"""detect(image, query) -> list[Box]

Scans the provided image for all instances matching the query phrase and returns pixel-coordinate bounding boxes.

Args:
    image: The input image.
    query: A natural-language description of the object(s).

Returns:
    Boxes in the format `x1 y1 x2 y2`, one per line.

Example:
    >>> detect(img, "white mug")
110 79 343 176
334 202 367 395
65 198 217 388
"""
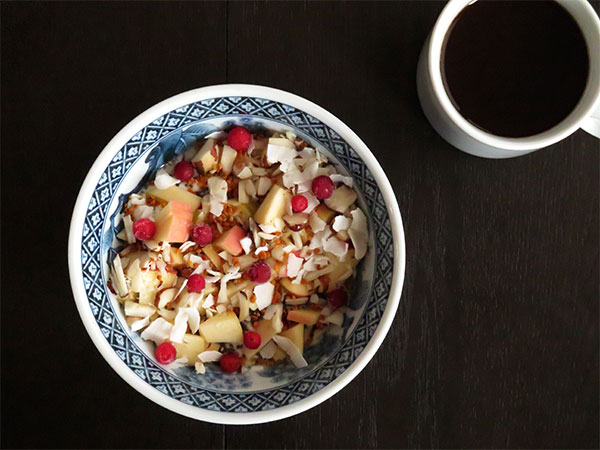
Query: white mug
417 0 600 159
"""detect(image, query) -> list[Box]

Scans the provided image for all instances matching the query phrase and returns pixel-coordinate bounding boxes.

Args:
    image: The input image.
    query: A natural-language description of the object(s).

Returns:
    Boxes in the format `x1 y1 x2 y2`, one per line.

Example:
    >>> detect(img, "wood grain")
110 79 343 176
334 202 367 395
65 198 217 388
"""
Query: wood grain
1 1 598 448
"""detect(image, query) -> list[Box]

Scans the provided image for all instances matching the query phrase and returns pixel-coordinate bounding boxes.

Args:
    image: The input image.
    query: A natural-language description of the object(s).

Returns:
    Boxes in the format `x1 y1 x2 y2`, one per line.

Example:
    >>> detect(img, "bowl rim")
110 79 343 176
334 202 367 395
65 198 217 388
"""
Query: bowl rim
68 84 406 424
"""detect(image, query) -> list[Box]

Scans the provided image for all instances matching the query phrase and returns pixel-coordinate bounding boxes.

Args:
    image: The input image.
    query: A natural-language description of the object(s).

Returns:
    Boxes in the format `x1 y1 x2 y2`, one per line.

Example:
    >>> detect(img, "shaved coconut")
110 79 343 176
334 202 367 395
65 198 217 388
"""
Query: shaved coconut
303 264 335 281
238 183 249 204
272 217 285 232
154 170 179 190
330 174 353 188
259 341 277 359
124 301 155 317
183 307 200 333
258 232 276 240
156 287 177 309
291 232 303 249
263 303 282 320
254 282 274 310
302 191 320 213
249 218 261 247
349 208 368 259
271 246 284 262
309 227 332 250
130 315 151 332
323 236 348 259
257 177 272 196
238 166 253 179
173 279 188 301
267 139 296 165
179 241 196 253
254 245 269 255
202 293 215 309
129 193 146 205
309 212 326 233
259 223 278 234
195 361 206 374
332 215 352 232
310 293 322 304
251 167 267 176
111 255 128 297
198 350 223 363
325 310 344 326
116 229 128 241
132 205 154 221
240 237 253 254
141 318 173 345
208 177 227 217
122 215 136 244
239 294 250 321
218 266 241 304
240 179 256 198
218 251 233 264
272 335 308 368
287 253 303 278
285 296 309 305
282 244 296 253
291 268 305 285
158 309 176 321
215 304 227 314
170 309 189 343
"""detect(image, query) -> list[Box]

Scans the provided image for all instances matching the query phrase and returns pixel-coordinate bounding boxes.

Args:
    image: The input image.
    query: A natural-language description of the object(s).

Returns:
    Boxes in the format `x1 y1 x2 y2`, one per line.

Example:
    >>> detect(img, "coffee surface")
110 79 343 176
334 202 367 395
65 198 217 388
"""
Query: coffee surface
441 0 589 138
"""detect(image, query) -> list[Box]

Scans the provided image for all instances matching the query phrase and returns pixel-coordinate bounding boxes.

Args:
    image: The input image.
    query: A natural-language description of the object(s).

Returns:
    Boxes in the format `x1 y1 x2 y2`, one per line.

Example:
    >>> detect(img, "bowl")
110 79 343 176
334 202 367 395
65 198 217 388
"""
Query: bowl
68 84 405 424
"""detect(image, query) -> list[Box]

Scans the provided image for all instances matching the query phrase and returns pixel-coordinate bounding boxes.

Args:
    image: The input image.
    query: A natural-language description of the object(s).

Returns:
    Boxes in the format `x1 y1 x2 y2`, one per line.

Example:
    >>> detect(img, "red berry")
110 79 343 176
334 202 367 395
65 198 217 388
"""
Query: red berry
247 261 271 284
312 175 335 199
191 224 213 247
174 161 194 181
132 218 156 241
220 352 242 373
291 194 308 212
187 274 205 292
243 331 262 349
155 342 177 364
227 126 252 152
328 288 348 309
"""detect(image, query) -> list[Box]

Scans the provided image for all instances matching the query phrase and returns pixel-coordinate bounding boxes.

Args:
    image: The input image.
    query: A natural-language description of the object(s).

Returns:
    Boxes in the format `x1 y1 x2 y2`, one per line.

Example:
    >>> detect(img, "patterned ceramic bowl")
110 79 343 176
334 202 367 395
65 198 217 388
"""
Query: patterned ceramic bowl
68 85 405 424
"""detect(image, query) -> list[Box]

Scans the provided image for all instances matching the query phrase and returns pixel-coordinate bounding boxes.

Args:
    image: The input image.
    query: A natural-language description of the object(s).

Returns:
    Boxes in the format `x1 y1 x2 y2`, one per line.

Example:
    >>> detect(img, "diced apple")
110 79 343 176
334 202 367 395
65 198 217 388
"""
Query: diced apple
160 271 178 289
146 186 202 211
199 311 243 344
328 261 354 290
324 186 357 213
279 323 304 354
191 138 219 173
173 333 207 365
280 278 314 297
202 243 223 271
315 203 336 223
169 248 186 269
220 145 237 175
134 269 161 305
287 308 320 326
154 201 193 243
254 184 290 225
243 319 277 359
214 225 246 256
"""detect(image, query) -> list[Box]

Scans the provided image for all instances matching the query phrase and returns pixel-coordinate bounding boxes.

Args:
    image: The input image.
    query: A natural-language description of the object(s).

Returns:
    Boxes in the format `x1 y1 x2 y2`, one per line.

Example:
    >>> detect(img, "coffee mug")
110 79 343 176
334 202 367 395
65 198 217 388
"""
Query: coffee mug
417 0 600 159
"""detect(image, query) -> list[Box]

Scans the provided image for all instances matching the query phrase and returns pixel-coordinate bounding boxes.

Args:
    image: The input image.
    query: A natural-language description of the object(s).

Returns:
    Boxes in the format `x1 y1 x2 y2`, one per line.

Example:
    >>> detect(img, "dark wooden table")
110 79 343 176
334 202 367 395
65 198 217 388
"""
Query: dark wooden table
2 1 598 448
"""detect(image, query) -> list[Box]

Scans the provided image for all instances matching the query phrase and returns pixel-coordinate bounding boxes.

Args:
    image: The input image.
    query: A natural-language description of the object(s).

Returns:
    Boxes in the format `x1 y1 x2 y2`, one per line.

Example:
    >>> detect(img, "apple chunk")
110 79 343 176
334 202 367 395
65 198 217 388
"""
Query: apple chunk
254 184 290 225
324 186 357 213
280 278 314 297
173 334 207 365
202 243 223 271
214 225 246 256
199 311 243 344
315 203 336 223
243 319 277 359
154 201 193 243
191 138 219 173
146 186 202 211
220 145 237 175
287 308 320 326
278 323 304 354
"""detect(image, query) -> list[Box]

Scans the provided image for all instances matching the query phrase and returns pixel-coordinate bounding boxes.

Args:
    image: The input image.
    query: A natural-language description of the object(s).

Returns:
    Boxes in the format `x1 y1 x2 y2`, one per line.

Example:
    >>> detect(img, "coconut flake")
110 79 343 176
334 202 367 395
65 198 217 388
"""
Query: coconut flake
325 310 344 326
208 176 228 217
291 232 303 249
122 215 136 244
215 304 227 314
310 293 322 304
130 315 151 332
285 296 309 305
332 215 352 232
154 170 179 190
257 177 272 196
330 174 353 188
132 205 154 221
170 309 189 343
141 318 173 345
263 303 282 320
195 361 206 374
258 232 277 240
349 208 368 259
238 166 253 179
129 193 146 206
267 139 297 165
249 218 261 247
124 301 156 317
254 282 274 310
309 227 332 250
240 237 253 255
198 350 223 363
259 341 277 359
259 223 278 234
111 255 129 297
302 191 320 214
218 266 241 304
272 335 308 368
309 212 326 233
202 293 215 309
254 245 269 255
323 236 349 259
287 253 303 278
179 241 196 253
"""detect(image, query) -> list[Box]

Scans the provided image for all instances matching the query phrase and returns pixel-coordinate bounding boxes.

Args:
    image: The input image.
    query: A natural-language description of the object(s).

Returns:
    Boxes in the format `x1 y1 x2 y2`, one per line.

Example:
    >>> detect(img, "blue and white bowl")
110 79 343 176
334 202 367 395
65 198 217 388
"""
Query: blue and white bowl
68 85 406 424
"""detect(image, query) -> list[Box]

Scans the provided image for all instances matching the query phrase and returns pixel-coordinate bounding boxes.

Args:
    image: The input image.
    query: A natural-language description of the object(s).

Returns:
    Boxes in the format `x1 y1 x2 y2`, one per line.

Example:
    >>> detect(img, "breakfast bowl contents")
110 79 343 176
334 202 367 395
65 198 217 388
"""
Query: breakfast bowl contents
69 85 405 424
109 126 369 374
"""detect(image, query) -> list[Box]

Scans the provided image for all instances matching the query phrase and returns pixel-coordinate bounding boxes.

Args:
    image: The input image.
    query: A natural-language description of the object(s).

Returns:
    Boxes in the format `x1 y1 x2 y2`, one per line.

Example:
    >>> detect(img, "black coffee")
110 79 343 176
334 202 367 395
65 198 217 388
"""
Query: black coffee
441 0 589 138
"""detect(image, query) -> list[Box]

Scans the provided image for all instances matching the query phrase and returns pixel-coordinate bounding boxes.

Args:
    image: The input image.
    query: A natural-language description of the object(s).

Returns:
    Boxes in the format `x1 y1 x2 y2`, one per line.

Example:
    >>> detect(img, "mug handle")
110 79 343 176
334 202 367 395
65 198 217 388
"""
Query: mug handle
581 105 600 138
